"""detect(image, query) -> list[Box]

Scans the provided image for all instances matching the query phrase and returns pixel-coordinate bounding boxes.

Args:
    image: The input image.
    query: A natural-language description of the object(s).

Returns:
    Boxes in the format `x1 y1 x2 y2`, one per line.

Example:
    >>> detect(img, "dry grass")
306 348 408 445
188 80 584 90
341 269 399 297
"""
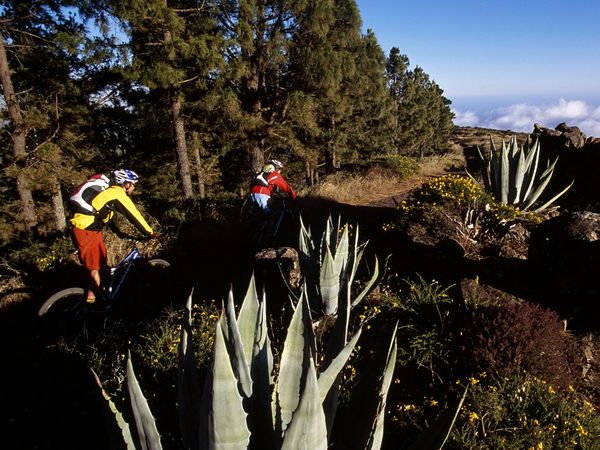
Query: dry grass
104 205 164 266
305 152 467 207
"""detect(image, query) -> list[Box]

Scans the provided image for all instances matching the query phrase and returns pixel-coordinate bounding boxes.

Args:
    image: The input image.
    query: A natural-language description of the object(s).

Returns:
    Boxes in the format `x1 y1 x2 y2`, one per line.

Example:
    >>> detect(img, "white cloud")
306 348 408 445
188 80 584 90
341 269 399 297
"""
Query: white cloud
453 98 600 137
453 109 479 126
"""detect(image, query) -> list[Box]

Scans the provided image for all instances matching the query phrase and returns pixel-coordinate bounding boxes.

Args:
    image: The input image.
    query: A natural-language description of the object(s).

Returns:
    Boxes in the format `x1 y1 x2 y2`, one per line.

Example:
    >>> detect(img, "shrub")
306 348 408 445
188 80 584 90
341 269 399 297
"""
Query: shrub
414 174 484 207
449 374 600 449
133 301 219 380
378 275 455 384
7 234 74 272
455 301 579 390
377 154 421 179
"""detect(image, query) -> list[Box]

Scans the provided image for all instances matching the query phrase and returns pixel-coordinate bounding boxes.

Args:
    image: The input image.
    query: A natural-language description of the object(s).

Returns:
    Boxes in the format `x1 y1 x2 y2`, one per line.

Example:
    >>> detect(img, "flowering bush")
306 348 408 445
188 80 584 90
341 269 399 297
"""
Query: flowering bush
449 374 600 449
415 174 484 207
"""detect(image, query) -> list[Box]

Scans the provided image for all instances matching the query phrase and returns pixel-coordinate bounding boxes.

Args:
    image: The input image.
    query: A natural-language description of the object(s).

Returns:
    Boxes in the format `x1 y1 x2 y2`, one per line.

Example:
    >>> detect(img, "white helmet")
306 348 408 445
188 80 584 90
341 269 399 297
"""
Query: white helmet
267 159 284 170
113 169 139 185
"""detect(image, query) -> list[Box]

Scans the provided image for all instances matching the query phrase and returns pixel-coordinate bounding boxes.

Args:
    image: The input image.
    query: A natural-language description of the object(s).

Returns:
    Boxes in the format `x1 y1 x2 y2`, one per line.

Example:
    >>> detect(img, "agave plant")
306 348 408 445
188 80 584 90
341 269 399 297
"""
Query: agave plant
477 135 573 212
91 221 465 449
298 215 381 316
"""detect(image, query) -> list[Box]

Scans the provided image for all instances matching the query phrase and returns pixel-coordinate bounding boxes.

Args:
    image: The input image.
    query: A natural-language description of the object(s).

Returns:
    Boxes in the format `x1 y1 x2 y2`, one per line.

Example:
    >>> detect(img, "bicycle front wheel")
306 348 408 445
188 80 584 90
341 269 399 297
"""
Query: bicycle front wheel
38 287 85 318
148 258 170 268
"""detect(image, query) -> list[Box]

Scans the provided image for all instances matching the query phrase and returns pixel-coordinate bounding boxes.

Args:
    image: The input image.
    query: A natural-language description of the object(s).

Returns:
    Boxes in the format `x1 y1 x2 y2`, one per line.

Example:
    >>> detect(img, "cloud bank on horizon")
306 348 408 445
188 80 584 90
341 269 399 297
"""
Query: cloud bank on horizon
453 99 600 138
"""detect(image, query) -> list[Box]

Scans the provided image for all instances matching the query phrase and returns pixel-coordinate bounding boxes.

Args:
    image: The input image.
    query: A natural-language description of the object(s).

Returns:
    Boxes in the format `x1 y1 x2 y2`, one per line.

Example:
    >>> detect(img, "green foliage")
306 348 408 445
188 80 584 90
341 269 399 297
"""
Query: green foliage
449 374 600 450
380 276 454 381
380 154 421 179
387 48 454 156
6 235 73 272
477 135 573 212
133 302 219 379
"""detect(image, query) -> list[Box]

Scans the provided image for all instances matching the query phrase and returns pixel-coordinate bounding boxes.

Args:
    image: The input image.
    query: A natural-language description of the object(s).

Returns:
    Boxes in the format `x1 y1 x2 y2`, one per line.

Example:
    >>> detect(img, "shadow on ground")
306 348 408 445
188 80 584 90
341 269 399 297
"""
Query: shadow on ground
0 193 597 449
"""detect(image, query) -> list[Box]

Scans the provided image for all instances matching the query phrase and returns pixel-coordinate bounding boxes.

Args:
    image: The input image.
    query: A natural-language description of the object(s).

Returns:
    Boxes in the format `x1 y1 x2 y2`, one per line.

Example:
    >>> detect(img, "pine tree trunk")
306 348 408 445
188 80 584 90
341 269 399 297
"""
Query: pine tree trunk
0 32 38 236
171 95 194 199
249 144 264 174
191 132 206 199
51 181 67 232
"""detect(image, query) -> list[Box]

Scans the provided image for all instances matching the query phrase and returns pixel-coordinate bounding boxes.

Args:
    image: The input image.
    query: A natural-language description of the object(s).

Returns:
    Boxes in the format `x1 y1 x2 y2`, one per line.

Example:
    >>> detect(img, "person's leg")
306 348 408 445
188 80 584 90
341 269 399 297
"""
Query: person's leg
72 227 106 302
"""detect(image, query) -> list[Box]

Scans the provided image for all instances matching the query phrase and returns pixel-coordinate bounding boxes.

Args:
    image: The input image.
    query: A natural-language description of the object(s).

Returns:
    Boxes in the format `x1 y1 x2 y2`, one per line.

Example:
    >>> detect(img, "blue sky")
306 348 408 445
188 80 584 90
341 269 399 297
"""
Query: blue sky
356 0 600 136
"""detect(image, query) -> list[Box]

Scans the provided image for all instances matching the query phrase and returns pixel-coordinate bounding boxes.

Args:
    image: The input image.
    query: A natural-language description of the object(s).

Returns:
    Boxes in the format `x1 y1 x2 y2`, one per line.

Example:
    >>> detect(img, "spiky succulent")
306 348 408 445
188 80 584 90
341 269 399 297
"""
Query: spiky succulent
298 215 380 316
477 135 573 212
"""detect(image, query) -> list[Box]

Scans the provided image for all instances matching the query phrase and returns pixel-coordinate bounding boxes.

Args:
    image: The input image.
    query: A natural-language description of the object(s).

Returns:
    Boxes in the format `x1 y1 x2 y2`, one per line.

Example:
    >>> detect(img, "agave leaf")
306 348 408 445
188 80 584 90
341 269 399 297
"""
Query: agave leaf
332 323 398 450
533 179 574 213
126 352 163 450
250 291 275 449
205 314 251 450
238 274 260 365
298 216 314 260
500 140 509 203
318 328 362 403
407 385 469 450
320 280 352 434
489 136 500 195
334 224 350 269
476 146 491 191
367 325 398 450
224 288 253 398
320 245 340 315
177 291 201 450
91 369 136 450
351 256 380 308
521 158 558 210
276 293 311 435
520 138 541 202
347 227 365 289
512 142 527 204
280 357 328 450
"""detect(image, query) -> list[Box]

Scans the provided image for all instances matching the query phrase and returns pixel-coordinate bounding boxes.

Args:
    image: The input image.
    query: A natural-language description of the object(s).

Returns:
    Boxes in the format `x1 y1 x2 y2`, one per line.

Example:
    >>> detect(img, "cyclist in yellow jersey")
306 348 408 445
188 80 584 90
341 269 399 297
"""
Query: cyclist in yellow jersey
70 169 154 303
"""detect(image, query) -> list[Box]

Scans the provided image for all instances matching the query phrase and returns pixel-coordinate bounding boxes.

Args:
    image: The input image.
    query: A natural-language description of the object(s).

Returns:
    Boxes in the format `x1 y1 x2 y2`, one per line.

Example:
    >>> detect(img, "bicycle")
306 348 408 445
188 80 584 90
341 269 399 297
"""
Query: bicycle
37 242 170 321
239 196 290 250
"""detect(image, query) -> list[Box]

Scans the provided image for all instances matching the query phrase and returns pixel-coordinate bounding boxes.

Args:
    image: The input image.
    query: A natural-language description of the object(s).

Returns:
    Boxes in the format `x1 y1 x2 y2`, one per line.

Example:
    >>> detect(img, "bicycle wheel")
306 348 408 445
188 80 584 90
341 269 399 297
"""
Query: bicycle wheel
148 258 170 268
38 287 86 318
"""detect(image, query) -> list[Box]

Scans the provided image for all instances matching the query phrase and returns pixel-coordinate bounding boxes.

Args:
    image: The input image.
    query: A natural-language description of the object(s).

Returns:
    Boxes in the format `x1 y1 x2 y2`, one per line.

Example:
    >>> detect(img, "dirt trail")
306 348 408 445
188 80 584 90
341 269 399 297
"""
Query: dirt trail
362 155 465 208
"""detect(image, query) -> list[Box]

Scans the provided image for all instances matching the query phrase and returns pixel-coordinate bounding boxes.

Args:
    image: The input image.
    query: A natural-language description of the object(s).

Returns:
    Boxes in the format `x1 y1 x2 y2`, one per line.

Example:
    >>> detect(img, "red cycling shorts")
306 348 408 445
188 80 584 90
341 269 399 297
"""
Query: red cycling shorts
71 227 107 271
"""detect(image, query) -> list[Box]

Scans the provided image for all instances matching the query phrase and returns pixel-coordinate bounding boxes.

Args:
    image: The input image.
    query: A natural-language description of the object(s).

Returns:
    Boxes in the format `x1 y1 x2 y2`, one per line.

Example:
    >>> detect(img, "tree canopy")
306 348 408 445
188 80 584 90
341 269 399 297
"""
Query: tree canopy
0 0 455 242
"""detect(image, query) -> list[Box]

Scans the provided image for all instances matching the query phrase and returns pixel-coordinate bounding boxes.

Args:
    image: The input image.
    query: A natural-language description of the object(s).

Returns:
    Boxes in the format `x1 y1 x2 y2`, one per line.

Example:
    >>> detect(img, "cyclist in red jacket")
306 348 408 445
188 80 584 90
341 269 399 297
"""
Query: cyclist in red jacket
250 159 297 213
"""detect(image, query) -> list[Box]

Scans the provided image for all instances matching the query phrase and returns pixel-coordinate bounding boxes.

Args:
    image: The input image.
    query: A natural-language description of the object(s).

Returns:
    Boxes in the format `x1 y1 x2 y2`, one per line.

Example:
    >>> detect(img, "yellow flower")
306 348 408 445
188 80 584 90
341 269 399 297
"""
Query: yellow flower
468 411 479 422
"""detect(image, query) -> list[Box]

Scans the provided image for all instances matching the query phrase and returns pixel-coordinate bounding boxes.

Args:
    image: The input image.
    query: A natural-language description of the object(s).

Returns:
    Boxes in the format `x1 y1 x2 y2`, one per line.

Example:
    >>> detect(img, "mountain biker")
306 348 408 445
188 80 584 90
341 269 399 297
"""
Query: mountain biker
250 159 297 213
69 169 155 304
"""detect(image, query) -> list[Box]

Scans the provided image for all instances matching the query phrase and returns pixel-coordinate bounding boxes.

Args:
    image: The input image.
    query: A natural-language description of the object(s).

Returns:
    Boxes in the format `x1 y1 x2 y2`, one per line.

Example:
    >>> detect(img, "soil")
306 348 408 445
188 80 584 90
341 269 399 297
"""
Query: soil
1 126 599 449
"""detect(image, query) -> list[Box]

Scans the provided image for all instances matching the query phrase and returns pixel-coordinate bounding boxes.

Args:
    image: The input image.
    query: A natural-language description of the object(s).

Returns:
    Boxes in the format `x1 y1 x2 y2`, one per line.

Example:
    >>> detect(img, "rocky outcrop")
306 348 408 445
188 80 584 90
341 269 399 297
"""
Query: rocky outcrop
528 211 600 326
532 123 600 209
533 122 588 150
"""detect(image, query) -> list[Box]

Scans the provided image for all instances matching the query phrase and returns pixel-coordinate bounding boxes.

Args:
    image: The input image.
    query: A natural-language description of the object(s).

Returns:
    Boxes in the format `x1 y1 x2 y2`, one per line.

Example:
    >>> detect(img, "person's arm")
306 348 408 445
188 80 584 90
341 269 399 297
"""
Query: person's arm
110 188 154 235
270 174 297 199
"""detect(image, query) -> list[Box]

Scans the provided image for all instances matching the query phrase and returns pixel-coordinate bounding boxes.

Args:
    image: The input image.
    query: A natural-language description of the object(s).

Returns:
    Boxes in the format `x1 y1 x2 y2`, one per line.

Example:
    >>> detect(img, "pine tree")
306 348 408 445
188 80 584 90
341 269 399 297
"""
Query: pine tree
347 29 395 159
288 0 374 174
386 47 454 156
0 0 103 237
112 0 223 200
